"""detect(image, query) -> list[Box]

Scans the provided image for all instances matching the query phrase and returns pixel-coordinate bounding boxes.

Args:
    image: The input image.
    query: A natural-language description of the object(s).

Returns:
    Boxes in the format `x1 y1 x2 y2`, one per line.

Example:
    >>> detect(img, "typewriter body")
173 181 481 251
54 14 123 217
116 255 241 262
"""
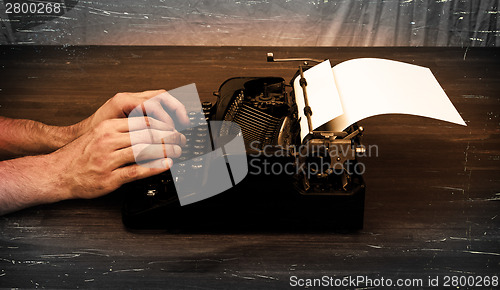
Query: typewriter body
122 54 366 230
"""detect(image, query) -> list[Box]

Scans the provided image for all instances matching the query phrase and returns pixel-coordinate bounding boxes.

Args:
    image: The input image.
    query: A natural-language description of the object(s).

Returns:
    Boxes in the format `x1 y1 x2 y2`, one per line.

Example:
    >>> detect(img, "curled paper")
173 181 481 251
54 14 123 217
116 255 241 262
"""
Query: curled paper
294 58 466 141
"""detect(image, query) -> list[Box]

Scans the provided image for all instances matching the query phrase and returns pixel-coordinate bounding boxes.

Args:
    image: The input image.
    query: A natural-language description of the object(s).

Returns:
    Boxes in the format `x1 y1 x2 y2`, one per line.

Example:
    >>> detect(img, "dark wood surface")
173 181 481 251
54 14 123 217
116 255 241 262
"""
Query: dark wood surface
0 46 499 288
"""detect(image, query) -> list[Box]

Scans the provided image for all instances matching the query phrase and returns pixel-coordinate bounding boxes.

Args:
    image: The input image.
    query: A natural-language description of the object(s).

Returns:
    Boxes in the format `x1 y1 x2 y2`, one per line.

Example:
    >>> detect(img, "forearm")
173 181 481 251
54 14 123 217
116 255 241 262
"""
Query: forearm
0 154 68 215
0 90 184 215
0 117 83 159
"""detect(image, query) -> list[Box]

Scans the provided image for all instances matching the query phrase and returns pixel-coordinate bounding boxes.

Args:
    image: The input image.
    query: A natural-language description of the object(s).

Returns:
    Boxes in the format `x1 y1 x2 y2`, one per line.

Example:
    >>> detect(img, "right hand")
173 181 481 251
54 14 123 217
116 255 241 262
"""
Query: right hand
50 117 186 200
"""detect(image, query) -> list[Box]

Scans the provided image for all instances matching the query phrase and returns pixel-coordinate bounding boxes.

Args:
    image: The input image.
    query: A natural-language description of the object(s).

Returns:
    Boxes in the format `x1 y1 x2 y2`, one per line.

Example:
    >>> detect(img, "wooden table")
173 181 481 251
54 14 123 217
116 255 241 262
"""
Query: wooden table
0 46 499 288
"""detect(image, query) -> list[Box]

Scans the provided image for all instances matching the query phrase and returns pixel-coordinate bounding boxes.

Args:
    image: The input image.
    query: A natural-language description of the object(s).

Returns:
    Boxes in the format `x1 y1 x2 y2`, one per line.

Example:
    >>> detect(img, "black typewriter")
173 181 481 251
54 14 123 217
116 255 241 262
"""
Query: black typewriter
122 53 366 230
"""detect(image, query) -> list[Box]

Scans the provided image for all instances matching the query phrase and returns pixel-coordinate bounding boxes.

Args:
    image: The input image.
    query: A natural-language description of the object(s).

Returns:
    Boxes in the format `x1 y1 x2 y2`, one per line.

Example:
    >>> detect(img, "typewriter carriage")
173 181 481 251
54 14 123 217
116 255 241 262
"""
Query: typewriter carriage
211 61 365 196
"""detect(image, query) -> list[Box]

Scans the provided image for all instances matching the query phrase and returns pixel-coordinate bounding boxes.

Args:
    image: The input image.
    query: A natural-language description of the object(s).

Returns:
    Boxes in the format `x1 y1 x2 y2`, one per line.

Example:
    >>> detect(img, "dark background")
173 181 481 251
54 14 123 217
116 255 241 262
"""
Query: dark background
0 0 499 288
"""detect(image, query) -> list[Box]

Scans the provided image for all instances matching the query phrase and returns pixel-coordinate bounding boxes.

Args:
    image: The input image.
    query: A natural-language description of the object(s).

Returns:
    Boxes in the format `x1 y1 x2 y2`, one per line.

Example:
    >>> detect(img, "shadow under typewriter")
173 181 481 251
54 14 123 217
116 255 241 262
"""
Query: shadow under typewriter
121 169 364 233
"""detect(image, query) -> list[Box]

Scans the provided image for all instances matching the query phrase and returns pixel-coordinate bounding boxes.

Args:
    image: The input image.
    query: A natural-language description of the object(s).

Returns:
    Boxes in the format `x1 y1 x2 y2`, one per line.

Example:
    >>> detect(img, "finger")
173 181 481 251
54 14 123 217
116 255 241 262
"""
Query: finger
114 143 182 166
135 143 182 162
126 116 175 132
142 100 176 129
105 117 175 133
112 158 173 185
117 90 167 116
155 92 190 127
126 130 186 147
110 130 186 151
121 89 166 98
137 89 167 101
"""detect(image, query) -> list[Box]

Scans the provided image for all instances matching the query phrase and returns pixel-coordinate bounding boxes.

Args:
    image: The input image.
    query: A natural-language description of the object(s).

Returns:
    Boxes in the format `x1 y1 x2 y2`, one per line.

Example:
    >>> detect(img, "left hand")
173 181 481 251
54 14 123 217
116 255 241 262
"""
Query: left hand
73 89 190 137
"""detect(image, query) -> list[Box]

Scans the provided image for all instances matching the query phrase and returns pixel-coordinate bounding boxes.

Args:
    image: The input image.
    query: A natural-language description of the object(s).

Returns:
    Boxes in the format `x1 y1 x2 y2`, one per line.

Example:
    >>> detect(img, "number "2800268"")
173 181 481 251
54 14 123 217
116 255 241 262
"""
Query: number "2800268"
5 2 63 15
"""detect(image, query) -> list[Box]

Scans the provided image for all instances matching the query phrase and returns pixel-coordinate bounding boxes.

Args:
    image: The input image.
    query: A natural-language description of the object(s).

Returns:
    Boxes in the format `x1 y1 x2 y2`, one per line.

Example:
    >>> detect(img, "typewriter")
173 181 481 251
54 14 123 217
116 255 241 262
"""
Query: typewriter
122 53 366 230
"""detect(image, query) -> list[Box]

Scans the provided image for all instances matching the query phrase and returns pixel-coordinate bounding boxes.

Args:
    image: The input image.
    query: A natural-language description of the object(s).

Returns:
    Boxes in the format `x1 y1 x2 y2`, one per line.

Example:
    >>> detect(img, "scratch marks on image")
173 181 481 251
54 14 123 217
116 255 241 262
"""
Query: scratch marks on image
1 0 499 46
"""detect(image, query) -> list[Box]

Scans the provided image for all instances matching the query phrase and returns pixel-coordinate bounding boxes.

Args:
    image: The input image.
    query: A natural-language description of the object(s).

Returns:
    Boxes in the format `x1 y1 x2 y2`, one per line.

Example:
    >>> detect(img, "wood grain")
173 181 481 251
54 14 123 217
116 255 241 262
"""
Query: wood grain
0 46 499 288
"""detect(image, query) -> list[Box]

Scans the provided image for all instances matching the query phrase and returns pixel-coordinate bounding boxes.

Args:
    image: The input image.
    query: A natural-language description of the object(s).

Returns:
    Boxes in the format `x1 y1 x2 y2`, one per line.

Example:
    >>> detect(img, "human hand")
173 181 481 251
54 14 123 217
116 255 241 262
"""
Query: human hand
50 117 186 200
0 90 191 214
74 89 190 138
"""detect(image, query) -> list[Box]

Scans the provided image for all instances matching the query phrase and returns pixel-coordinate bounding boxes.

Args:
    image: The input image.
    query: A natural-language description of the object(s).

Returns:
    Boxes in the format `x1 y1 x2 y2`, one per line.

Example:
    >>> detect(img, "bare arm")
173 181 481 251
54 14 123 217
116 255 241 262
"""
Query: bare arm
0 117 82 159
0 118 185 215
0 89 189 160
0 89 189 215
0 154 68 214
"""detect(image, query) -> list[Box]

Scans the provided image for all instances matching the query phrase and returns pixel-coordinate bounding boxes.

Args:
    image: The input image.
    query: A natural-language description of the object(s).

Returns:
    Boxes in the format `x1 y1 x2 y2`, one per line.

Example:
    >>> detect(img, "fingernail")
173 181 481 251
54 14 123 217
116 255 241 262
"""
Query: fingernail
173 145 182 157
162 158 173 168
180 133 187 147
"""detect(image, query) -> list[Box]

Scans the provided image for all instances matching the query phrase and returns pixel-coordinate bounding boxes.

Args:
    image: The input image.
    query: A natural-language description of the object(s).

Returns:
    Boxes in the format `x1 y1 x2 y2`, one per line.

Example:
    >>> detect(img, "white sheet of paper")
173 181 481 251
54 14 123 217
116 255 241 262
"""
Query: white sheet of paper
327 58 466 132
293 60 344 140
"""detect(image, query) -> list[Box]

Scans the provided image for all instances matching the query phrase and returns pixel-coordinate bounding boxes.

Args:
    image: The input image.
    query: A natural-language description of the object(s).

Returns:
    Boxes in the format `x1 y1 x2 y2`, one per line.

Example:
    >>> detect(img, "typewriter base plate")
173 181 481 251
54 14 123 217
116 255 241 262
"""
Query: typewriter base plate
122 171 365 231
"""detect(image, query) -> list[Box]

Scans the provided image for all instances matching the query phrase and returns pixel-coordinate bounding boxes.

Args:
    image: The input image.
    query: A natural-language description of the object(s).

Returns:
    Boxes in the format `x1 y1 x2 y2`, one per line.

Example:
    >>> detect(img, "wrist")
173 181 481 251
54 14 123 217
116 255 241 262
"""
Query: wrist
0 153 71 215
44 121 87 150
68 116 94 139
36 152 73 203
